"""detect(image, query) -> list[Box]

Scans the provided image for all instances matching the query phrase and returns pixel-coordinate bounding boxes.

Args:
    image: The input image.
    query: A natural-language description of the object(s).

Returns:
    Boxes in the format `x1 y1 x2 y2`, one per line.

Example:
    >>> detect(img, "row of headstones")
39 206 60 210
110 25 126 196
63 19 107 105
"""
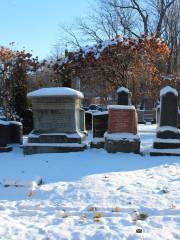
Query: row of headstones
90 86 180 156
0 121 23 152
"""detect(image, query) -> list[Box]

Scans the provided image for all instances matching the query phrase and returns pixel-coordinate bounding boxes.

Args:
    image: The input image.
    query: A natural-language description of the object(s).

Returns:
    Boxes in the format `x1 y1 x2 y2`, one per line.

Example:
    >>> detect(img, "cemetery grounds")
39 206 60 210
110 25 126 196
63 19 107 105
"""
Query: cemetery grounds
0 124 179 240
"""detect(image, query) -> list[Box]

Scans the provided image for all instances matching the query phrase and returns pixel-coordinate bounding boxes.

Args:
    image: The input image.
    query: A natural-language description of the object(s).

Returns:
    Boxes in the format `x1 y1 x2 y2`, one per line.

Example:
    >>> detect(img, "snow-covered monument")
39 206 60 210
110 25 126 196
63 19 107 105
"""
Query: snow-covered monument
104 87 140 153
23 87 87 154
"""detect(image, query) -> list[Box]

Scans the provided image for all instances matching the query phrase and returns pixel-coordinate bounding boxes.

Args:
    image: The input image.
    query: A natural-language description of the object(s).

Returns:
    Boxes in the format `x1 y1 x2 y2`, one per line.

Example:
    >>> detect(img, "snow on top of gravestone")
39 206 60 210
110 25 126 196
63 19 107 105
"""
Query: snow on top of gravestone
108 105 135 110
27 87 84 98
160 86 178 97
117 86 129 93
0 120 9 125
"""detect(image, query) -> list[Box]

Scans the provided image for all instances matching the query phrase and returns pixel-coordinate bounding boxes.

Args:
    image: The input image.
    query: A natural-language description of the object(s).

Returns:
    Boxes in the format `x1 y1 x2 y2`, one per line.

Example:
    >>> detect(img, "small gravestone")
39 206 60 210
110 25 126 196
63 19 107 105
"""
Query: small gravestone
117 87 130 105
0 120 12 152
23 87 87 155
151 86 180 156
137 110 145 124
104 105 140 153
91 111 108 148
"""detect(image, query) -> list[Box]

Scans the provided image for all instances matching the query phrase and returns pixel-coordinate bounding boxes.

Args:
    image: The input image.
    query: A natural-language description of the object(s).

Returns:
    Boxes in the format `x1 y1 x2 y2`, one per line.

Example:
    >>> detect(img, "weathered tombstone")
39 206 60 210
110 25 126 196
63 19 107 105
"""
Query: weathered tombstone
23 87 87 155
91 111 108 148
0 120 12 152
117 87 130 105
151 86 180 156
104 105 140 153
137 110 145 124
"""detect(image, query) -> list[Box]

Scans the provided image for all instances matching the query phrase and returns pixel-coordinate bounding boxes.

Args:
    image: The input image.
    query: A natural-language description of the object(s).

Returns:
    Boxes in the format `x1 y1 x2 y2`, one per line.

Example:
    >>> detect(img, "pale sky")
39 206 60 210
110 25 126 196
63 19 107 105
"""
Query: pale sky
0 0 93 59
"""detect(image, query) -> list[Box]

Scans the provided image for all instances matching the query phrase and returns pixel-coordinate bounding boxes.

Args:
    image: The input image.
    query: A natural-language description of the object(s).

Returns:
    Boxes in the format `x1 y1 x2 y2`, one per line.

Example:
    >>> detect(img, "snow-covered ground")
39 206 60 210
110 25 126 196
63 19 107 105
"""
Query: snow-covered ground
0 124 179 240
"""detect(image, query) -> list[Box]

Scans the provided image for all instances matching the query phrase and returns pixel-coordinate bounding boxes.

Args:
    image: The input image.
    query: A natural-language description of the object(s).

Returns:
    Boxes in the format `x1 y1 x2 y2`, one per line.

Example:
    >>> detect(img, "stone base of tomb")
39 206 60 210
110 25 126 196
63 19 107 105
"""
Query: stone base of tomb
0 145 12 153
150 130 180 156
150 148 180 156
23 132 87 155
104 133 140 154
90 138 105 149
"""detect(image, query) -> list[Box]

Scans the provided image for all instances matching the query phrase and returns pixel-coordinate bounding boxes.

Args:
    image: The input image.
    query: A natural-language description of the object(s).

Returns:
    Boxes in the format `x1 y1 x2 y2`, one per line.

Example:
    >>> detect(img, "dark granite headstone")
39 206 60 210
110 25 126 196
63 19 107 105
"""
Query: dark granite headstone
117 87 130 105
160 92 178 127
9 121 23 144
85 112 92 130
91 112 108 148
93 113 108 138
0 121 12 152
151 86 180 156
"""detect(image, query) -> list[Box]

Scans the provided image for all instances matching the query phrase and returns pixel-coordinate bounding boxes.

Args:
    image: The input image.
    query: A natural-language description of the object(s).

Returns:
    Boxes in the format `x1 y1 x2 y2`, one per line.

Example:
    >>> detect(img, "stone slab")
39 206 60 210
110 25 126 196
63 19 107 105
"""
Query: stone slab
23 143 87 155
104 139 140 154
153 141 180 149
28 133 85 144
0 146 12 153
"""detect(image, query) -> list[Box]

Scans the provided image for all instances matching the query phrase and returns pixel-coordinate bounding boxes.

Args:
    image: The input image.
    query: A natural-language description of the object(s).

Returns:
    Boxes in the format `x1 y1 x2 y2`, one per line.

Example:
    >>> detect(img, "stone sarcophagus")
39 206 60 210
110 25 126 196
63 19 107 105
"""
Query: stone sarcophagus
23 87 87 154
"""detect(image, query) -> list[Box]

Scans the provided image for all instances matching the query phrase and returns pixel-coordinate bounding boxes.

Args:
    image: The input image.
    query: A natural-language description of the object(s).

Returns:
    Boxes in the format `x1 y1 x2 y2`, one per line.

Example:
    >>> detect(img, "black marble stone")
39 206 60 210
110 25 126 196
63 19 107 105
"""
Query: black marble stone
93 113 108 138
117 91 130 105
160 92 178 128
0 122 10 147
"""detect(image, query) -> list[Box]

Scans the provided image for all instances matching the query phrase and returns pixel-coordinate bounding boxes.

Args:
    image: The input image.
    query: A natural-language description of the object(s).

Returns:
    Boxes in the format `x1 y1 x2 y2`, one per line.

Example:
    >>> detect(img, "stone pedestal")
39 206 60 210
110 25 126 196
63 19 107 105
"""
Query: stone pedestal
91 111 108 148
151 86 180 156
104 105 140 153
23 87 87 155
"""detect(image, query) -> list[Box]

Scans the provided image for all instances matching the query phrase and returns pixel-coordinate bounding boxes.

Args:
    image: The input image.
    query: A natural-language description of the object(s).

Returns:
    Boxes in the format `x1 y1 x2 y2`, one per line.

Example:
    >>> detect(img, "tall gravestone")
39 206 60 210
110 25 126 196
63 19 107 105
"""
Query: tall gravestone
117 87 130 105
151 86 180 156
23 87 87 155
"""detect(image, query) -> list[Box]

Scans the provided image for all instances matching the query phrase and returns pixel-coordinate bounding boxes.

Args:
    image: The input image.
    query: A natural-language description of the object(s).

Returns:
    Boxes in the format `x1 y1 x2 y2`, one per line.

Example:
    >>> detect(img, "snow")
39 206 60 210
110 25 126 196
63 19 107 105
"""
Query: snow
0 124 179 239
29 132 84 139
0 120 9 125
104 132 140 141
27 87 84 99
9 121 22 126
92 111 108 116
23 142 86 147
117 86 130 93
91 137 105 144
108 105 135 110
154 138 180 143
150 148 180 155
157 126 180 133
160 86 178 97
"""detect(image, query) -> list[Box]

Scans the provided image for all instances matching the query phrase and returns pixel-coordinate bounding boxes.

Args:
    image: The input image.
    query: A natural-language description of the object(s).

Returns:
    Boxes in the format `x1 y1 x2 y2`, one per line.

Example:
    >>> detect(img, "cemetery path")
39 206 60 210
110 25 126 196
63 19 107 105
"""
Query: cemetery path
0 124 179 239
